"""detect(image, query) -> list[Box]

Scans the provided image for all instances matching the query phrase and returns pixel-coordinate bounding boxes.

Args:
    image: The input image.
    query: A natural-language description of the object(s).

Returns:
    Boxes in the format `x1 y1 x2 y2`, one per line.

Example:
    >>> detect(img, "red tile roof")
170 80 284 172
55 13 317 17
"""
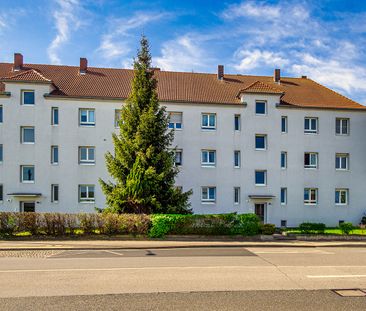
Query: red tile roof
2 69 52 83
239 80 284 95
0 62 364 110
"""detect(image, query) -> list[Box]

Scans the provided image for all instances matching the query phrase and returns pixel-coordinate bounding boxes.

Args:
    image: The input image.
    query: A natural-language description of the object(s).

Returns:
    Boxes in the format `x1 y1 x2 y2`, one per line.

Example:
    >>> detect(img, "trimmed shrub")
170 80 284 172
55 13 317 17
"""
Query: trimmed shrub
149 214 186 238
339 222 354 235
260 224 276 235
119 214 151 235
17 213 40 235
0 213 17 235
78 213 98 234
299 222 326 234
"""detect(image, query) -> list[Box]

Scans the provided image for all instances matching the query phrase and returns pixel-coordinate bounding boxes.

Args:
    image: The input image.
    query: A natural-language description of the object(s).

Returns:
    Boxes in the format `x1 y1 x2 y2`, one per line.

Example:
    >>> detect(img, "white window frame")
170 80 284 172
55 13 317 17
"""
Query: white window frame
304 117 318 134
280 187 287 205
304 188 318 205
281 116 288 133
79 146 95 164
234 114 241 131
79 109 95 126
21 126 35 144
335 153 349 171
234 150 241 168
201 186 216 203
255 101 267 115
201 150 216 167
114 109 122 128
51 107 59 126
201 113 216 130
336 118 349 135
51 145 59 165
234 187 240 204
21 165 35 183
281 151 287 169
255 134 267 150
21 90 35 106
79 184 95 203
335 188 348 205
168 112 183 130
174 149 182 166
304 152 318 169
255 170 267 186
51 184 59 203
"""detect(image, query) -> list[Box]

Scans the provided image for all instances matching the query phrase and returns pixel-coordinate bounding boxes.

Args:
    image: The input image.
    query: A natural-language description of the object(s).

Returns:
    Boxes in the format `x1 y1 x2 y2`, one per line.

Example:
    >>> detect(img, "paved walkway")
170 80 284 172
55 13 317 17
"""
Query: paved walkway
0 239 366 250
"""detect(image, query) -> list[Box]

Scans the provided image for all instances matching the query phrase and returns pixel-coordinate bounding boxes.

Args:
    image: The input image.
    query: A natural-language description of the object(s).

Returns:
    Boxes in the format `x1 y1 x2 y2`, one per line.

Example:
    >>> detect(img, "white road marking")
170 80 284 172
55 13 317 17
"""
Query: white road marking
253 250 333 254
307 274 366 279
103 250 124 256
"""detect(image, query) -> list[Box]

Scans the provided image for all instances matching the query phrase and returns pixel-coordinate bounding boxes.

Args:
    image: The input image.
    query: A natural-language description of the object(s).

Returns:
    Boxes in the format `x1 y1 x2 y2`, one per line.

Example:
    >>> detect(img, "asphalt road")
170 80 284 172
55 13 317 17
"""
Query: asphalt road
0 247 365 310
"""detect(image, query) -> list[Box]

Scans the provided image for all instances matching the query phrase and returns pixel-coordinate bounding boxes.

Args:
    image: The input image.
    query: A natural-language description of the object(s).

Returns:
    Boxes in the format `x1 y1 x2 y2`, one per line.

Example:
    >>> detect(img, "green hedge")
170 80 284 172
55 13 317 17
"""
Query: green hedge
0 212 262 238
299 222 326 234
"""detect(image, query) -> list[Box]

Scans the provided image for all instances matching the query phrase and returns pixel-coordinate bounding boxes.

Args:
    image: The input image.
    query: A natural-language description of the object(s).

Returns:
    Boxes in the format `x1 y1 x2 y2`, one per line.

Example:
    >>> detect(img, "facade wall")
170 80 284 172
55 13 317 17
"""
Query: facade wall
0 82 366 226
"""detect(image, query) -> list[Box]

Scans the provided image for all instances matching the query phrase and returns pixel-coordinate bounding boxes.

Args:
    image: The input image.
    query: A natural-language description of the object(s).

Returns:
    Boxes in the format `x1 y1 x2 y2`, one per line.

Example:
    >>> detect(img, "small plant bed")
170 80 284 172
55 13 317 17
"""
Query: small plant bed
284 222 366 236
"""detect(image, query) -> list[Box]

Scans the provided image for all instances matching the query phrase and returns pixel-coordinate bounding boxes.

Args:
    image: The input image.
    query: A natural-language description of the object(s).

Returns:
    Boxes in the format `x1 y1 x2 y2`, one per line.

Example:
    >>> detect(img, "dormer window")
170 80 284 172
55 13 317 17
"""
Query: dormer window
22 90 35 105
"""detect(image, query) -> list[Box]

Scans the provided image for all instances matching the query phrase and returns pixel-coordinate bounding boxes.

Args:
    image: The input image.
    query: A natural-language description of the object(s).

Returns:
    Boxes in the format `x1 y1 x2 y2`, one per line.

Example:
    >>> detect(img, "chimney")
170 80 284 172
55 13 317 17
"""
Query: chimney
80 57 88 74
217 65 224 80
14 53 23 71
274 68 280 83
301 75 307 79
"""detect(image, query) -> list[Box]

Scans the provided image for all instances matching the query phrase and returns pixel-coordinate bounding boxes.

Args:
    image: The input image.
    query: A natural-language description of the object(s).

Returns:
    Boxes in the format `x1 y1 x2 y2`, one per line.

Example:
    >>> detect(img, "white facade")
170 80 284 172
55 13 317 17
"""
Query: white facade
1 81 366 227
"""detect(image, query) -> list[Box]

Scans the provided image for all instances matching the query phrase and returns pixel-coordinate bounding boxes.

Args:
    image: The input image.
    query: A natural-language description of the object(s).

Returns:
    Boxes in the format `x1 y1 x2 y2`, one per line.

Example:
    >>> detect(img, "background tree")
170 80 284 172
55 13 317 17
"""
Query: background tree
99 36 192 214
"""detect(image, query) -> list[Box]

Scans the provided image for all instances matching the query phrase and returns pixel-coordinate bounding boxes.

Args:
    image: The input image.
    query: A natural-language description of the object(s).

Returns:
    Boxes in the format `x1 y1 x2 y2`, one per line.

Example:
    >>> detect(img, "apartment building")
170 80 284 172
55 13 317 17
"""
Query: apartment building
0 54 365 227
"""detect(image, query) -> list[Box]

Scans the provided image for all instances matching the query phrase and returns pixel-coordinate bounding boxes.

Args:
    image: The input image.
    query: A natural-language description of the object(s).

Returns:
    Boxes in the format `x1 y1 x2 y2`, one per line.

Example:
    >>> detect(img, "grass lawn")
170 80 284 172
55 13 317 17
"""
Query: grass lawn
285 228 366 235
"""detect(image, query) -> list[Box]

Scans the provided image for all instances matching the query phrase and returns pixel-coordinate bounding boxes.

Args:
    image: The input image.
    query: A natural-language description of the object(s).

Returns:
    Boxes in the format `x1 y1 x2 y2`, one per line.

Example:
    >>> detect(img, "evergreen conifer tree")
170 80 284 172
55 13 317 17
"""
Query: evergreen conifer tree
99 36 192 214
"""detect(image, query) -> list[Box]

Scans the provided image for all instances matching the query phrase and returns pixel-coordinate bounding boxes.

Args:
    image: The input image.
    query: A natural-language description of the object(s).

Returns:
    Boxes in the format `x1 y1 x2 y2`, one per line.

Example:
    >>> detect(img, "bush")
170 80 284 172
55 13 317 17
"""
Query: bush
0 213 17 235
149 214 186 238
260 224 276 235
78 213 98 234
339 222 354 235
299 222 326 234
360 216 366 225
17 213 40 235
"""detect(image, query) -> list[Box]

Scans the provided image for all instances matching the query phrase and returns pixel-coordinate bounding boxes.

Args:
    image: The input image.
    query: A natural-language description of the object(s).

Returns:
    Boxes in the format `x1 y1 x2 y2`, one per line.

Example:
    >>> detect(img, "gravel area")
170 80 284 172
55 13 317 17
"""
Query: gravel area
0 250 64 258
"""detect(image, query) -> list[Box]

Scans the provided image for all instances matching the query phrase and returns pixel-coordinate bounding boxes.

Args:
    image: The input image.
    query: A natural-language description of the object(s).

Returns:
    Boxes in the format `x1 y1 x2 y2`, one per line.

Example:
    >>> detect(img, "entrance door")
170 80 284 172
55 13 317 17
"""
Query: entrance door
20 202 35 212
255 203 266 223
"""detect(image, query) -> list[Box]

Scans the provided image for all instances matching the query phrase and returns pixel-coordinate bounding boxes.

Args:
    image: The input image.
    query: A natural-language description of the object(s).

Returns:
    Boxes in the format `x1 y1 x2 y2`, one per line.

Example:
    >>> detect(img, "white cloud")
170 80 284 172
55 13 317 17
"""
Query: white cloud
47 0 83 64
221 2 280 20
233 49 289 71
97 12 169 60
154 35 212 72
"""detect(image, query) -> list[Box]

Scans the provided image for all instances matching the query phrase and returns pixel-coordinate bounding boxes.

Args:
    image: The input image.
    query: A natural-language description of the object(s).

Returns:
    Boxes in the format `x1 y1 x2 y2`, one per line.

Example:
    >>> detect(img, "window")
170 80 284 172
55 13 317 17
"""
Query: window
335 189 348 205
21 165 35 183
234 187 240 204
304 117 318 134
201 186 216 202
281 220 287 227
201 113 216 130
234 150 241 168
336 153 349 170
175 150 182 166
21 127 35 144
51 146 59 164
51 184 59 203
234 114 241 131
79 185 95 203
256 101 266 115
79 146 95 164
168 112 183 129
0 105 3 123
281 116 287 133
22 90 35 105
0 144 2 163
336 118 349 135
255 134 267 150
114 109 122 128
79 109 95 126
281 152 287 169
201 150 216 167
255 170 267 186
304 188 317 205
304 152 318 169
51 107 59 125
0 184 3 202
281 188 287 205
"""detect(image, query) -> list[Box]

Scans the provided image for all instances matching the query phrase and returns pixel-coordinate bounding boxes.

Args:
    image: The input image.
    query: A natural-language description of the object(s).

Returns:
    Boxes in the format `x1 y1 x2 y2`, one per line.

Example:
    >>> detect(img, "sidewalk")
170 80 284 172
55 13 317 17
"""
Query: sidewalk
1 239 366 250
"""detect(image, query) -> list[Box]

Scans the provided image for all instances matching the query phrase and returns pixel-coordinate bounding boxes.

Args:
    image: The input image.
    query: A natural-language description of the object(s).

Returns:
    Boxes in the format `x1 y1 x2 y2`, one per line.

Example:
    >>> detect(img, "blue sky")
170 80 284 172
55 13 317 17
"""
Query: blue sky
0 0 366 103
